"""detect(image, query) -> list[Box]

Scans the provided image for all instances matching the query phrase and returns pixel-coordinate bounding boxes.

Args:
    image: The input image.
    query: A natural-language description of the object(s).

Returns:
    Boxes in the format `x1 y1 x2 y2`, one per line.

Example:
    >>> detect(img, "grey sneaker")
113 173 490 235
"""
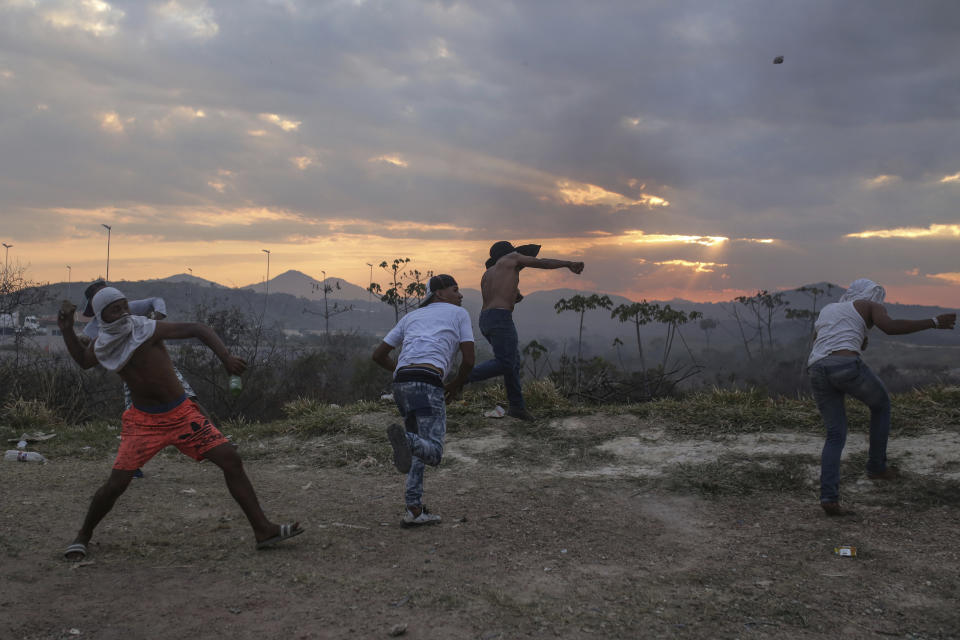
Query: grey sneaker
402 506 441 527
387 424 412 473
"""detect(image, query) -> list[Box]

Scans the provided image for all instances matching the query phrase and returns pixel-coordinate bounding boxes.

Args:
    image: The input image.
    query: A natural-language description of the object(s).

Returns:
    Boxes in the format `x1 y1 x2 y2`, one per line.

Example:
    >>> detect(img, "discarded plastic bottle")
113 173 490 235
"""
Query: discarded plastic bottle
4 450 47 463
228 375 243 396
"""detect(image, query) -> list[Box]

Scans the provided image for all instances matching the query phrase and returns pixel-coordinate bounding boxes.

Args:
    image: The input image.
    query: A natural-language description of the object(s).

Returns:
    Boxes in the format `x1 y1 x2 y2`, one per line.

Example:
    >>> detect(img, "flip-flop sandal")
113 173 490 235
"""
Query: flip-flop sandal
256 523 304 550
64 543 88 562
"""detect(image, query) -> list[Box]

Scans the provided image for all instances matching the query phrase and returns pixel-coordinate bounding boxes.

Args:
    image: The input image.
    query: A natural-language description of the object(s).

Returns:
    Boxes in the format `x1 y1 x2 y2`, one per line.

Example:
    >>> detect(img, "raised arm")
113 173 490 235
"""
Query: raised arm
154 321 245 374
372 342 397 373
57 301 98 369
860 301 956 335
444 341 475 403
515 254 584 273
130 297 167 320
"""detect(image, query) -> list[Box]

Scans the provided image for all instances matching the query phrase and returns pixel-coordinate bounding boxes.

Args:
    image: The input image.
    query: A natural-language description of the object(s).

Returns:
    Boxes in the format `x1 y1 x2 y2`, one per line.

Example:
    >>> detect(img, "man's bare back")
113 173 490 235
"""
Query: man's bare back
480 253 585 311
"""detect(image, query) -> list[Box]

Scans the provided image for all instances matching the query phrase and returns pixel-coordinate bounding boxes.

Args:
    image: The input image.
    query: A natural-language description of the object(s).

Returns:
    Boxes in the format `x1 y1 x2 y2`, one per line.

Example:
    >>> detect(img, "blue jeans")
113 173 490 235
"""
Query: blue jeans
392 381 446 507
469 309 525 410
808 355 891 503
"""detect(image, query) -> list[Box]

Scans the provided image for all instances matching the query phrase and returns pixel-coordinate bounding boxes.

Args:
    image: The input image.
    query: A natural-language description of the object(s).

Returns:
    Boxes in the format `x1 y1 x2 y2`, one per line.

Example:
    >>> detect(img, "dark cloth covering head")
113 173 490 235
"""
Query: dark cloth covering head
82 279 107 317
419 274 458 307
485 242 541 268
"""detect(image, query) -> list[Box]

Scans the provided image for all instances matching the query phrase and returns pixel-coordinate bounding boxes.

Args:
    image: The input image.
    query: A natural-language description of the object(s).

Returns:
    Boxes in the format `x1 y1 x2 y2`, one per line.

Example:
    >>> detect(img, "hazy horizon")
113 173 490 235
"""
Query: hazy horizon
32 267 954 310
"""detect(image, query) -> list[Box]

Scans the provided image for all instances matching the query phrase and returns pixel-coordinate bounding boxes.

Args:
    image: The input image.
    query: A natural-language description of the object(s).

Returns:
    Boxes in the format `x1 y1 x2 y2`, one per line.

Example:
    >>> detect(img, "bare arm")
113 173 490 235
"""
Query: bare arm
444 342 475 402
154 321 246 374
372 342 397 373
515 254 585 273
130 297 167 320
861 301 956 335
57 301 98 369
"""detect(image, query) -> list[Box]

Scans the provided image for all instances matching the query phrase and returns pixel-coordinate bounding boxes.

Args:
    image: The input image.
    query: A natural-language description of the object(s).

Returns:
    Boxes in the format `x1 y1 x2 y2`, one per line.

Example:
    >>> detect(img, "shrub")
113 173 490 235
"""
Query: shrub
2 396 62 430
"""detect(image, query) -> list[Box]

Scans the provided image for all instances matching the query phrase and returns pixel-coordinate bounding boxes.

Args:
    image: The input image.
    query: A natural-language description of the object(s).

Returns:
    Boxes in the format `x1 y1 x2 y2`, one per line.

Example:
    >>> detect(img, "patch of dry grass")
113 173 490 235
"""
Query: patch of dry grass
663 453 817 497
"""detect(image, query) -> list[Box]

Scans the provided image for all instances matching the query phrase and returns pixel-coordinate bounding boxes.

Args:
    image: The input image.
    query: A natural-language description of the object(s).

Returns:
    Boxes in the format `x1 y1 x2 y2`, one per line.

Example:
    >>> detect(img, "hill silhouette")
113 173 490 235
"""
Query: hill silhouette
26 274 957 352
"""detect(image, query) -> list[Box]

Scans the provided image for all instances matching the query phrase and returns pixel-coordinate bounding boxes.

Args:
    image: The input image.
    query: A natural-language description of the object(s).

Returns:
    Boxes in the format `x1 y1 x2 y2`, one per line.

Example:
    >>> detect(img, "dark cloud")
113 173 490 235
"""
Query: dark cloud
1 0 959 300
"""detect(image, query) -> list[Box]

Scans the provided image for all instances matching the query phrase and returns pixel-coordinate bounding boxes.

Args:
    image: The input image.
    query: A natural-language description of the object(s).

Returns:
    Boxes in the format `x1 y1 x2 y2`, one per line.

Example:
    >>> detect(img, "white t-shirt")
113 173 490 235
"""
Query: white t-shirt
383 303 474 378
808 302 867 366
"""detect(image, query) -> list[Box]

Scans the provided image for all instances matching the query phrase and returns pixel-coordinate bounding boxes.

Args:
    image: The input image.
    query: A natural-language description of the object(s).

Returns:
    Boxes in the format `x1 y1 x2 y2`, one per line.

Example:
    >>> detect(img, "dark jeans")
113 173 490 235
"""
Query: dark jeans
469 309 525 410
808 355 891 503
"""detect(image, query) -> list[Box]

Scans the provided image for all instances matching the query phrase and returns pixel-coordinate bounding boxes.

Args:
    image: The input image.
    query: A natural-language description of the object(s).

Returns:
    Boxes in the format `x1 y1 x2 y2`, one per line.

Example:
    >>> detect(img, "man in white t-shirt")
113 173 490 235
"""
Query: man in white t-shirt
808 278 955 516
372 274 475 526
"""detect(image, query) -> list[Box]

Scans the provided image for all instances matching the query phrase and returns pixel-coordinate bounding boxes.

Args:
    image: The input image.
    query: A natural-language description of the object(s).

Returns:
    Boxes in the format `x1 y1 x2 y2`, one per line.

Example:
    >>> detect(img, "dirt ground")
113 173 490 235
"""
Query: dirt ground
2 411 960 639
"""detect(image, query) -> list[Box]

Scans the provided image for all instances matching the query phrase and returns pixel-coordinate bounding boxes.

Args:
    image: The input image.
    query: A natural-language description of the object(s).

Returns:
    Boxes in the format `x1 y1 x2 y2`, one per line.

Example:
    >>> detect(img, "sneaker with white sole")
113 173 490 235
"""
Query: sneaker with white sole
402 506 441 527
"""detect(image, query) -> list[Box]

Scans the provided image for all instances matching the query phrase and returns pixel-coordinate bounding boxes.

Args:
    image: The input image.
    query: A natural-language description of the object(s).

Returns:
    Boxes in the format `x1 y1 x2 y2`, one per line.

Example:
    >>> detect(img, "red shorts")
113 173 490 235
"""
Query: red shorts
113 398 229 471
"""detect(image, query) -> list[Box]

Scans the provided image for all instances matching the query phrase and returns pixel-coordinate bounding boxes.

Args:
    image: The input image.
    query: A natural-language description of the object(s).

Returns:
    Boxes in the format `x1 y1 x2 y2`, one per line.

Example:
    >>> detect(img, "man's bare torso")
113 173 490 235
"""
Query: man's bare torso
480 261 521 311
115 337 186 407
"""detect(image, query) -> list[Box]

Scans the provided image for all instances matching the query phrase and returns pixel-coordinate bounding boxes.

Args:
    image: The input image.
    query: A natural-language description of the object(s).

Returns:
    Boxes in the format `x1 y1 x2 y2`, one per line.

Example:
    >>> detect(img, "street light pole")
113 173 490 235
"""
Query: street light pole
101 224 112 282
67 265 72 301
262 249 271 297
366 262 373 311
2 242 12 275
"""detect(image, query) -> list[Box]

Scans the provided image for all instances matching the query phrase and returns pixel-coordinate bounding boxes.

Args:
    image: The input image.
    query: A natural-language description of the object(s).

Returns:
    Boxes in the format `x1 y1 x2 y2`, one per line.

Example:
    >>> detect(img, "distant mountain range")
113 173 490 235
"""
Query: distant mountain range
239 270 373 301
26 272 958 355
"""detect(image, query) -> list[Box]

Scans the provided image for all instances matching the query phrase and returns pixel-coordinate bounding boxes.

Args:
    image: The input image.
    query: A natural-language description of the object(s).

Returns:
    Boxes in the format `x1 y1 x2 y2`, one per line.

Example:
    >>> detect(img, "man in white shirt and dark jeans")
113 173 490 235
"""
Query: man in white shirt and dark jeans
372 275 475 526
807 278 955 516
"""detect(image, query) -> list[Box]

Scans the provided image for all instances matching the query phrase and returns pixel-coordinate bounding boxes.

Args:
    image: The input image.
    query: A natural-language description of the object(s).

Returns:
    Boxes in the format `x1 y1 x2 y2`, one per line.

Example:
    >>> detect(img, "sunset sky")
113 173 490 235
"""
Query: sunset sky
1 0 959 305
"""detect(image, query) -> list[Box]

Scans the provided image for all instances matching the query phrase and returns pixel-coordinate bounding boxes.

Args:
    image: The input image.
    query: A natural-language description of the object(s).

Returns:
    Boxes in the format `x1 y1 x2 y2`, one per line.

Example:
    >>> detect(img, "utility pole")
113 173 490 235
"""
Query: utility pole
66 265 72 301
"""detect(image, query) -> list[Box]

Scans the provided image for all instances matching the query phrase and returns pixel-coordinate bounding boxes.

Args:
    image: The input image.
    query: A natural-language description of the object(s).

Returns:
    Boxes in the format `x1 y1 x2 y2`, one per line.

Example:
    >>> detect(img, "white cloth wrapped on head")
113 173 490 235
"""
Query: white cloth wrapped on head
91 287 157 372
839 278 886 304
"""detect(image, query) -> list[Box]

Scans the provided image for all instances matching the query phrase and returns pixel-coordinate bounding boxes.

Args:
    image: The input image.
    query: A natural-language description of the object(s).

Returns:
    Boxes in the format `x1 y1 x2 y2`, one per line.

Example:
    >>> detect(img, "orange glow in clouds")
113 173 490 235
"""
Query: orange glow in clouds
846 224 960 240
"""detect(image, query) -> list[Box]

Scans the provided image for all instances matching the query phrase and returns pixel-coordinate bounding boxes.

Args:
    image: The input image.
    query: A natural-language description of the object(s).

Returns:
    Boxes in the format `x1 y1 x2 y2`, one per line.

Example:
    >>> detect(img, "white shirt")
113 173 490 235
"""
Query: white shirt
808 302 867 366
383 303 474 378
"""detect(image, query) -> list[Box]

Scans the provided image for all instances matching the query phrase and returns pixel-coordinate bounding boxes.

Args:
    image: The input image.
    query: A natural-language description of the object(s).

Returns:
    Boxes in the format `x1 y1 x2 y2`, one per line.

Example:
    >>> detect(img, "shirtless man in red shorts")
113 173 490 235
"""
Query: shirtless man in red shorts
57 287 302 561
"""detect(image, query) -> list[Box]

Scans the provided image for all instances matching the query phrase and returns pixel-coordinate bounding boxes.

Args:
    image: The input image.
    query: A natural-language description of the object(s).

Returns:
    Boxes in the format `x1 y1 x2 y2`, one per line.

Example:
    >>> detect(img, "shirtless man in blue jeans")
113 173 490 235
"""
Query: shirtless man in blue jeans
469 241 584 421
807 278 955 516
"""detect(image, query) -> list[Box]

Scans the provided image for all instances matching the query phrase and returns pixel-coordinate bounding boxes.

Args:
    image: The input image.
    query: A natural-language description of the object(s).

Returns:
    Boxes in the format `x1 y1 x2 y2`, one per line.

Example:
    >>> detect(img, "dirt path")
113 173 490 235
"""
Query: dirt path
2 415 960 639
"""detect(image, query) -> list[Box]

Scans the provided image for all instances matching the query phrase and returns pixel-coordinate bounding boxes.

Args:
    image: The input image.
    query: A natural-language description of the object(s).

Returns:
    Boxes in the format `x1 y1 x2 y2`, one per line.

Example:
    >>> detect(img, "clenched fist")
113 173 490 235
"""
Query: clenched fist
57 300 77 331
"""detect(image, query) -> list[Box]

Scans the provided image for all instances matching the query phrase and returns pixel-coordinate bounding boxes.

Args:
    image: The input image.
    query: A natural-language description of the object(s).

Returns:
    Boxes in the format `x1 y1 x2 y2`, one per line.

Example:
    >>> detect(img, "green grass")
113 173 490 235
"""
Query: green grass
5 386 958 478
617 388 825 438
